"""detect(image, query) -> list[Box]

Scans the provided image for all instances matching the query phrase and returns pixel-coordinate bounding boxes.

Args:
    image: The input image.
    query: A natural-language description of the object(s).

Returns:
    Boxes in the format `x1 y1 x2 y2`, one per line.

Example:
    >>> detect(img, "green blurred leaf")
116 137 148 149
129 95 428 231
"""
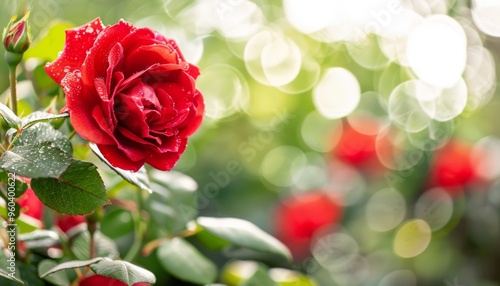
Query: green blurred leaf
39 258 104 278
157 237 217 285
31 160 109 215
71 231 120 260
101 208 134 239
21 111 69 129
37 260 70 286
197 217 291 261
0 102 21 128
15 122 73 155
90 143 152 193
90 259 156 286
0 142 71 178
24 21 74 62
239 268 277 286
147 170 198 233
0 269 24 285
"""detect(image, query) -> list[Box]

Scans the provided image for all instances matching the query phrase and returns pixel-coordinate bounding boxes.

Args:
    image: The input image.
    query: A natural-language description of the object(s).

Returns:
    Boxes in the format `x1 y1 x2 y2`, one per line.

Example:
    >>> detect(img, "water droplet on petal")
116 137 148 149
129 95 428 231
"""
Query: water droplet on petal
75 70 82 78
63 66 70 73
86 26 94 33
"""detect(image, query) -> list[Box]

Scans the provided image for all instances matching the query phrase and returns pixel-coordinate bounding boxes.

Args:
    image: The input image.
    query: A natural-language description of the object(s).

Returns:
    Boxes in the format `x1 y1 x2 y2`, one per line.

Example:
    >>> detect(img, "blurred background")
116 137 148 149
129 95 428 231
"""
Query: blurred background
2 0 500 285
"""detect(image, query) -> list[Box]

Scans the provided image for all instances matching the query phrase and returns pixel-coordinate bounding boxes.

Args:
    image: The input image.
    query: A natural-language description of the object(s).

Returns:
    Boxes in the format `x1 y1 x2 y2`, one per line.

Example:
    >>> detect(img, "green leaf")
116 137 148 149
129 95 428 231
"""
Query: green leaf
71 231 120 260
90 259 156 286
90 143 152 193
239 268 278 286
0 102 21 128
0 170 28 198
197 217 291 261
101 208 134 239
21 111 69 129
15 122 73 155
24 21 74 61
157 237 217 285
39 258 105 278
19 230 59 249
0 268 24 285
37 260 70 286
148 170 198 233
0 142 71 178
31 160 109 215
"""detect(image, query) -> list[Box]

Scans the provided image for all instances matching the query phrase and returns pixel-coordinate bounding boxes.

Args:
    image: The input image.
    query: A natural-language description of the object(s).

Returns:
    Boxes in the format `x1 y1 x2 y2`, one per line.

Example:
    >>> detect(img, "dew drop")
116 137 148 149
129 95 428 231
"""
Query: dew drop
75 70 82 78
86 26 94 33
38 149 44 154
63 66 70 73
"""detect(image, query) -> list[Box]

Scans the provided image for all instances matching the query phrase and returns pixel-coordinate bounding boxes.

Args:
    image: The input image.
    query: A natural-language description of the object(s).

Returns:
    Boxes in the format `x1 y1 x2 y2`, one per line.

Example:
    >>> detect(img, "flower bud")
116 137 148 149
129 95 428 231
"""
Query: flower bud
2 11 31 67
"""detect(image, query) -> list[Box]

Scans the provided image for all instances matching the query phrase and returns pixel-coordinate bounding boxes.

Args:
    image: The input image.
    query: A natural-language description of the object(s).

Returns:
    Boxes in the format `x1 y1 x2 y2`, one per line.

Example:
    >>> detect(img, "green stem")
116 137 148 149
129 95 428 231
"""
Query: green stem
9 66 18 116
124 189 145 261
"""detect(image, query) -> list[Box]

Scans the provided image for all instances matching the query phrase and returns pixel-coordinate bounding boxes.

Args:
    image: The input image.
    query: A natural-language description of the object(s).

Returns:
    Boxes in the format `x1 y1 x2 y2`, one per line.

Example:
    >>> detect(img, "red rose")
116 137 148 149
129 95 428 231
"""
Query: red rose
274 191 342 259
17 188 44 221
79 275 150 286
45 18 204 171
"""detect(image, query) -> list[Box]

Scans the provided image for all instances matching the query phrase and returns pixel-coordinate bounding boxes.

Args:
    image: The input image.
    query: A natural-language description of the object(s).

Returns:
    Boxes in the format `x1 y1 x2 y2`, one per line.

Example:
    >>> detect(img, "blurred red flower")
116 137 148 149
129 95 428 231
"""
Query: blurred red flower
274 191 342 259
17 188 43 221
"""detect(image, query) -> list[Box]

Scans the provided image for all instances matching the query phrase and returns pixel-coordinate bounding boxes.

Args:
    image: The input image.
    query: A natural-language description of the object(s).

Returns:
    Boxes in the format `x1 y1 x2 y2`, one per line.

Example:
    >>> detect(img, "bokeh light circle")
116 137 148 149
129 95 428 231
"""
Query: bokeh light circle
415 188 454 231
379 269 417 286
197 64 249 120
261 146 307 188
394 219 432 258
406 15 467 88
366 188 407 232
313 68 361 119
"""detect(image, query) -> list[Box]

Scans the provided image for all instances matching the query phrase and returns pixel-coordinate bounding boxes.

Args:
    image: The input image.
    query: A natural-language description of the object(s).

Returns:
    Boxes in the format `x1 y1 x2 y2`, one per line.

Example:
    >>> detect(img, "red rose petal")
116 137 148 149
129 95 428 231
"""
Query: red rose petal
124 44 179 75
63 72 114 145
45 18 105 84
97 144 145 172
82 20 135 88
145 139 187 171
178 90 205 137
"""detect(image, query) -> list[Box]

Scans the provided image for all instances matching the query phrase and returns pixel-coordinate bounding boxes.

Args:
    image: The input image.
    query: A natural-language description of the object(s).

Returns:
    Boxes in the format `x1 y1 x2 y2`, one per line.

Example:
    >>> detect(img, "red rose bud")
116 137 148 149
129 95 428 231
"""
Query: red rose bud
17 188 44 221
79 275 150 286
2 12 31 65
55 214 86 234
45 18 204 172
274 191 343 259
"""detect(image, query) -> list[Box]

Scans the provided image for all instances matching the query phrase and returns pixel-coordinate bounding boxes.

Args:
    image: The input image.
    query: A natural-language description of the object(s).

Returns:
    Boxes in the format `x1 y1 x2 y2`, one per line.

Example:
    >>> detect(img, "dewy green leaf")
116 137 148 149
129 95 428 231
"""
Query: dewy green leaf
0 142 71 178
15 122 72 155
37 260 70 286
0 102 22 128
157 237 217 285
21 111 69 129
0 268 24 285
31 160 109 215
39 258 105 278
197 217 292 261
90 143 152 193
90 259 156 286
